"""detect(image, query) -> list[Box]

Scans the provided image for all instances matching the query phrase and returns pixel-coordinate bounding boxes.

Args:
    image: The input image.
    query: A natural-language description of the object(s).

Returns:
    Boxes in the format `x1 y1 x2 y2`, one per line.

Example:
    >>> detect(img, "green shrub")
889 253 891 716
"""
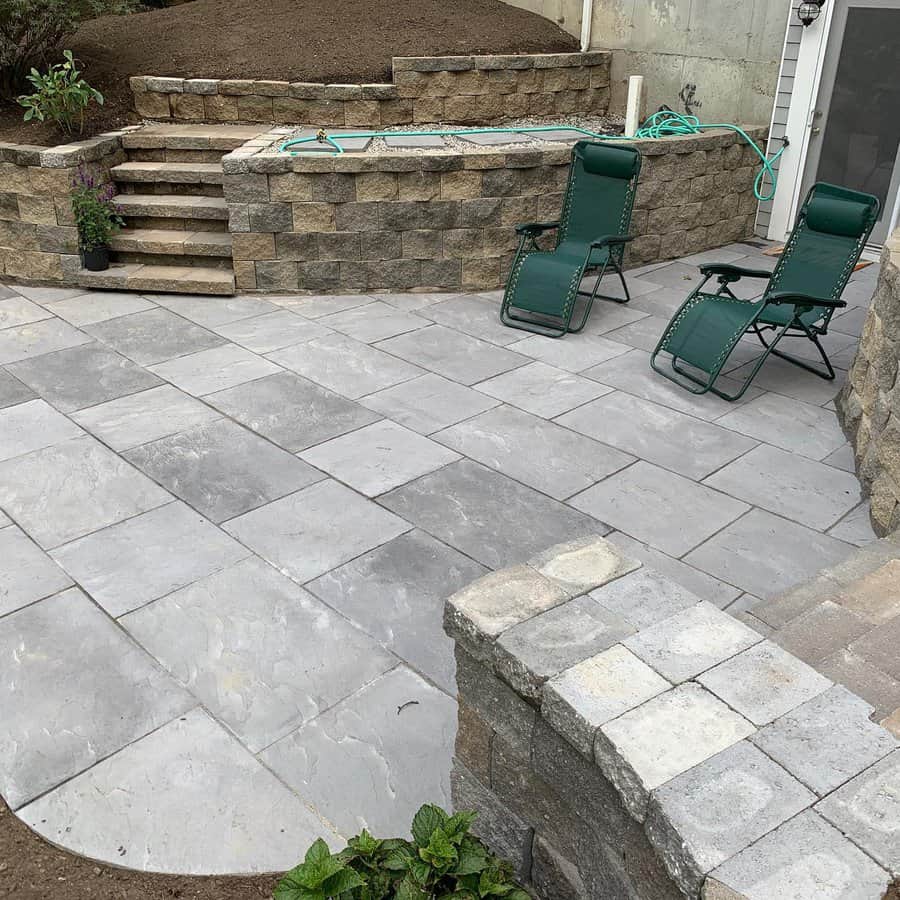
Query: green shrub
0 0 133 100
18 50 102 134
276 804 530 900
71 166 123 250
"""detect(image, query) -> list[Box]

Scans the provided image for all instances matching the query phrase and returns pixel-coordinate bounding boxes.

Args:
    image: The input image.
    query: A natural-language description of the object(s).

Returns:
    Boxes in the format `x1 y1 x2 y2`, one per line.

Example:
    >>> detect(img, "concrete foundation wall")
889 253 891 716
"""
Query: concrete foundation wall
500 0 791 125
224 126 765 294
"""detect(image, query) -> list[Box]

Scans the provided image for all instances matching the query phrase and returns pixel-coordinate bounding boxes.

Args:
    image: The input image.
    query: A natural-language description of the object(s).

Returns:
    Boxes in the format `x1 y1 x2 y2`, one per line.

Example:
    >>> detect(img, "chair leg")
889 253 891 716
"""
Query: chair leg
751 323 836 380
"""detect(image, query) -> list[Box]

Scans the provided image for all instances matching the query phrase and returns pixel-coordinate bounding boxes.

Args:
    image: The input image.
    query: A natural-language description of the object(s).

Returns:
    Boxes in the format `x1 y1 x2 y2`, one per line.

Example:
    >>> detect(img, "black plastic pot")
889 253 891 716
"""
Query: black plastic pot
80 246 110 272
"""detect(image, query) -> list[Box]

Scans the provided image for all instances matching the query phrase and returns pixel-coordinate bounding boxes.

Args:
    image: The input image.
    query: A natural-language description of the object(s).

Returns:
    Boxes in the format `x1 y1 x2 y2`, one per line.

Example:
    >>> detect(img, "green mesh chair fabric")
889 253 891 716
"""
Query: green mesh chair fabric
500 141 641 337
652 181 880 400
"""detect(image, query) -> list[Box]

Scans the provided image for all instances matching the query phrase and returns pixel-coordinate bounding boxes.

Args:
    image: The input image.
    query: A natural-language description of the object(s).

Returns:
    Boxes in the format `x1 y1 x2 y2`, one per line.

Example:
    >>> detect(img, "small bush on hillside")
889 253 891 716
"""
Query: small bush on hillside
276 804 530 900
0 0 133 99
18 50 103 134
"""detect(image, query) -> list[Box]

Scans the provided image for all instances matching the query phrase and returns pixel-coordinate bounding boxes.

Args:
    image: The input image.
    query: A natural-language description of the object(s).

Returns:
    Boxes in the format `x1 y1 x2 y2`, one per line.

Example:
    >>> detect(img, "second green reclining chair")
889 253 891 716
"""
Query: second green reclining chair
650 182 880 400
500 141 642 338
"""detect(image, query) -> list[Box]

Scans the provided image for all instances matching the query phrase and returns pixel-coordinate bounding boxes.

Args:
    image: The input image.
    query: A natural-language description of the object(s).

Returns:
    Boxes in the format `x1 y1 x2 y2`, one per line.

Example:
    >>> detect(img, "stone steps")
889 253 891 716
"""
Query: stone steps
110 228 233 258
74 262 235 295
113 193 229 220
112 161 225 185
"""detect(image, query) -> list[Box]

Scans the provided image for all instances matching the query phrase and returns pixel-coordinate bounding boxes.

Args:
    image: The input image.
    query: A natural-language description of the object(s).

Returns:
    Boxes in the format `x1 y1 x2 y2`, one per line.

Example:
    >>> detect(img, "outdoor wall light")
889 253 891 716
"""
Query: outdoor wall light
798 0 825 26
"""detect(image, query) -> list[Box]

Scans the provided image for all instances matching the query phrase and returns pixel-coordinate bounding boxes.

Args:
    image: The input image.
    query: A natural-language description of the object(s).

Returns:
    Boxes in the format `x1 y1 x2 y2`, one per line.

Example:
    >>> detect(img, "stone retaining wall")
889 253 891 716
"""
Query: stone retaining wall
839 231 900 536
444 535 898 899
0 133 129 283
223 126 765 293
129 52 611 126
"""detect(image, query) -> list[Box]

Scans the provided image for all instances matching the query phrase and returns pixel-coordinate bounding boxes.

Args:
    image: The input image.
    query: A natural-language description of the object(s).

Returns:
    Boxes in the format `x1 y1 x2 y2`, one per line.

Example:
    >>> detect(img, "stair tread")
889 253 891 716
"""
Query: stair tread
74 262 235 296
112 161 224 184
110 228 233 257
114 193 229 220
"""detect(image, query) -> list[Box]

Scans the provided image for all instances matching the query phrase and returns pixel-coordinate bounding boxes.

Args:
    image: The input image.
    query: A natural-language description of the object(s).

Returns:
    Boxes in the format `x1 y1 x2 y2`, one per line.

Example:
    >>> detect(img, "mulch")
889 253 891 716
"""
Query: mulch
0 796 278 899
0 0 576 145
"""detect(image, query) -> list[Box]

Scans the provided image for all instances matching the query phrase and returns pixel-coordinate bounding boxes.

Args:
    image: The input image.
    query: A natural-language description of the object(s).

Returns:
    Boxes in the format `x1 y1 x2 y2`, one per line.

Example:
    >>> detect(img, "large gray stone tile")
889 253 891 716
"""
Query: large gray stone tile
224 479 411 583
0 369 36 409
378 292 445 312
7 343 162 412
420 294 521 346
0 318 91 364
476 362 610 418
211 309 331 353
506 332 632 373
706 811 890 900
46 291 155 326
269 332 423 399
0 435 170 548
360 373 498 434
581 302 652 335
0 295 52 329
0 398 82 462
12 285 85 303
590 567 701 630
570 461 749 557
206 370 380 451
435 405 634 500
307 530 486 693
558 392 758 480
0 526 72 618
0 588 193 809
380 459 605 569
152 293 280 328
816 750 900 875
377 324 528 385
274 293 373 318
584 349 762 421
751 685 898 796
630 285 704 318
704 443 862 530
85 308 225 366
727 354 847 406
684 508 855 599
318 300 427 343
261 666 455 837
52 501 250 617
716 392 846 460
121 557 395 751
71 384 222 451
645 741 814 896
604 531 742 607
827 501 878 546
300 420 458 497
19 707 339 873
602 314 670 353
125 418 323 522
150 343 281 396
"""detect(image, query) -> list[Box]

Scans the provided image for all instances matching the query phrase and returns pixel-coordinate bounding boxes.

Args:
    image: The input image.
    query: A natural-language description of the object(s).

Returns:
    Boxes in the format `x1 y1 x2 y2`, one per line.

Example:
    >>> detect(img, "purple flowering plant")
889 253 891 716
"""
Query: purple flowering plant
71 165 123 251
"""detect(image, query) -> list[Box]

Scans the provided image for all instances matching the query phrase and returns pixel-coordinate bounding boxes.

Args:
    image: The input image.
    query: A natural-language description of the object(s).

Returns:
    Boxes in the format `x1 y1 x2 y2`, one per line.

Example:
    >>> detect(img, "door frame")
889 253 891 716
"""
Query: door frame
766 0 900 245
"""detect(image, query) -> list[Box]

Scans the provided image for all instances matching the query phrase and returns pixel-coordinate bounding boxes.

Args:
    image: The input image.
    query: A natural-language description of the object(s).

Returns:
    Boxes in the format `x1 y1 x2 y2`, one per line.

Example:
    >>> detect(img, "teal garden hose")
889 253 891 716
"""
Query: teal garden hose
280 110 788 202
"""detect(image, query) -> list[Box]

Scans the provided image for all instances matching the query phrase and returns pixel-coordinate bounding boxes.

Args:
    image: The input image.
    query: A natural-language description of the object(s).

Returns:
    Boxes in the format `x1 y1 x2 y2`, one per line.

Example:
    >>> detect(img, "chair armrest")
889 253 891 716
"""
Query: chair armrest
699 263 773 281
591 234 634 248
515 221 560 236
765 290 847 310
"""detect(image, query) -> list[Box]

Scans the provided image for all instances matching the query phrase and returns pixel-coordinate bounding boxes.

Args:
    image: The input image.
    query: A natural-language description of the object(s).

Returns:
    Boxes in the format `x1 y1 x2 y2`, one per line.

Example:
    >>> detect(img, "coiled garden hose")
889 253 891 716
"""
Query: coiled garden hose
279 109 787 202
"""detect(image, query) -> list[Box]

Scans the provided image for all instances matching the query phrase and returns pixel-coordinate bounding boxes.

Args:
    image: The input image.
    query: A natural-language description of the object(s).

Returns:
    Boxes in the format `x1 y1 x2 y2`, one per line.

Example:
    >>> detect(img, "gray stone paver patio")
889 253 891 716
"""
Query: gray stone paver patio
0 243 882 873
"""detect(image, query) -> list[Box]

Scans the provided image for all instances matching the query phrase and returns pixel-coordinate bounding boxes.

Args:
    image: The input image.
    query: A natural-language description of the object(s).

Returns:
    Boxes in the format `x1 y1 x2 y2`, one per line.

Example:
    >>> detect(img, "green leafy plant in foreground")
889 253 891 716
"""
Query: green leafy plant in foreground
276 804 530 900
17 50 103 135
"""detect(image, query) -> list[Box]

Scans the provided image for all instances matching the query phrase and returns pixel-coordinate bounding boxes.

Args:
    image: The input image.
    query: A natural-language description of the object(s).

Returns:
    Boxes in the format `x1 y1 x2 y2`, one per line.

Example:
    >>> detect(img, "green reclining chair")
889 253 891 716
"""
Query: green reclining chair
500 141 642 338
650 182 880 400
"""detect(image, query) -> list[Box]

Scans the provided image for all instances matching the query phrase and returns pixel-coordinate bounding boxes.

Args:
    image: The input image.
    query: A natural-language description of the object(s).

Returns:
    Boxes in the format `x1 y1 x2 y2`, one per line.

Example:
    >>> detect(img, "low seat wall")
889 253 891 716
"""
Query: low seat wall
223 126 765 294
443 535 898 899
129 52 611 127
839 231 900 535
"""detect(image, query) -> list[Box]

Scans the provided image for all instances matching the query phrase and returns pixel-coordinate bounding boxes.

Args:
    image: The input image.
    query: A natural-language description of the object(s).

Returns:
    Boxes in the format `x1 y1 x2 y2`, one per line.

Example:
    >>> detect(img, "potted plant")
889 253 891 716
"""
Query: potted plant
71 167 123 271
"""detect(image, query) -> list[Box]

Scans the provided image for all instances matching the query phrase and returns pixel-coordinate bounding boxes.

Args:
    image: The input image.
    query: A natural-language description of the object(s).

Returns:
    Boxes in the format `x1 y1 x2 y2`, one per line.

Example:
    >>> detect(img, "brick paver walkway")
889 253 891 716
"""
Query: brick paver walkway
0 243 880 873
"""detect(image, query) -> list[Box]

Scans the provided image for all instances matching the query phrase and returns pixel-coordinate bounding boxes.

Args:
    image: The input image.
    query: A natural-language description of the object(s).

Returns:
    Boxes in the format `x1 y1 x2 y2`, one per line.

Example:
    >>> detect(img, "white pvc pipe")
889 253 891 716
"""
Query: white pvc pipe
580 0 593 51
625 75 643 137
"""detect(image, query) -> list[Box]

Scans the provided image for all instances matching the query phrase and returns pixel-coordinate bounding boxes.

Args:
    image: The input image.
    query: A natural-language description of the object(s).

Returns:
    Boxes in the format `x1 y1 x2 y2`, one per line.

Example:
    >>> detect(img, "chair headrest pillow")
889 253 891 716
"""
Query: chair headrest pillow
577 142 640 179
805 194 872 237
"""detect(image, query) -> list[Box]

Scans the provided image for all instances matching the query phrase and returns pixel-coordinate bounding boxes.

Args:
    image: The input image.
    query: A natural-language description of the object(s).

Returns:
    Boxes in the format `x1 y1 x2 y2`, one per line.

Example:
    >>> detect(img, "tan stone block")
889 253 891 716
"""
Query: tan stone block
378 99 414 126
8 250 63 280
454 70 489 95
171 92 205 121
413 98 445 123
28 167 75 196
292 202 335 232
231 232 276 260
343 101 380 127
443 95 480 124
204 94 239 122
134 91 172 119
502 92 528 118
398 171 440 201
486 69 518 94
441 170 483 201
268 173 313 201
401 229 441 259
17 194 58 225
442 228 484 258
236 95 274 122
462 255 501 289
55 198 75 226
473 94 504 121
356 171 398 201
